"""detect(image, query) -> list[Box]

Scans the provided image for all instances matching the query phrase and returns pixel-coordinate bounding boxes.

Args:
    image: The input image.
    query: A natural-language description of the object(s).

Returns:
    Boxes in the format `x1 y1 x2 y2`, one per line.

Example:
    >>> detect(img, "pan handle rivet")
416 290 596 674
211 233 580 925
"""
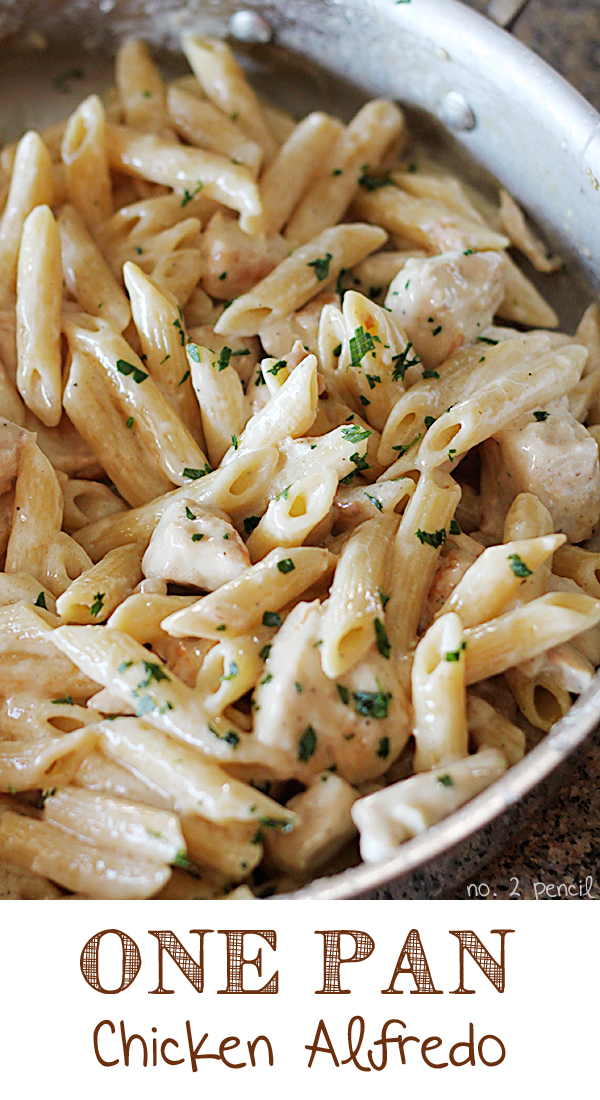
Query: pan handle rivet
229 10 274 43
439 91 476 131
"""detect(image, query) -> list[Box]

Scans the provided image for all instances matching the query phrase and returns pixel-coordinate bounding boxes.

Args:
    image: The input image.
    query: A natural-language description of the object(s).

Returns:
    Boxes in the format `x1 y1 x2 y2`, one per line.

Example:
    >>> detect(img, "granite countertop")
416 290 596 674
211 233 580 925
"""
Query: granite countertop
446 0 600 900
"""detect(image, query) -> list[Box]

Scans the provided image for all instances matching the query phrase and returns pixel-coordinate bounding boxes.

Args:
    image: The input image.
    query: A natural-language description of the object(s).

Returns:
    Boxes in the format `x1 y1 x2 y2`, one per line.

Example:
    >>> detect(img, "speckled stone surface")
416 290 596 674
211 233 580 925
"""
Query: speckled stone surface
513 0 600 108
446 0 600 900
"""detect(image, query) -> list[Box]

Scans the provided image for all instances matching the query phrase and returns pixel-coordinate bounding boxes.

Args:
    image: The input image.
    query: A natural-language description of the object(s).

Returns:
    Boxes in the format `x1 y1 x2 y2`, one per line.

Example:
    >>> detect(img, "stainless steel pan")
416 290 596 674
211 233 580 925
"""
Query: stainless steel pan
1 0 599 899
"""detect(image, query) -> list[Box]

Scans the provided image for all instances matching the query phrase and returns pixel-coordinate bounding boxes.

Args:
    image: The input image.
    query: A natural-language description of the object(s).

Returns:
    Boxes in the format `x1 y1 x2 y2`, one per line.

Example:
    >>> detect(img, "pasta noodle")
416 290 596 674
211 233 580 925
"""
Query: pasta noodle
0 31 597 899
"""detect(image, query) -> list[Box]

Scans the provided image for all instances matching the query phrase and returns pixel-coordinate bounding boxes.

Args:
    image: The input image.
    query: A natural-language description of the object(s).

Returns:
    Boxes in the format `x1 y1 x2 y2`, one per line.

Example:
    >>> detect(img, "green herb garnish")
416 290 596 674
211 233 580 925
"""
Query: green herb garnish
308 252 332 281
90 592 105 617
508 553 532 578
374 618 391 659
298 725 317 762
116 358 148 384
415 528 446 548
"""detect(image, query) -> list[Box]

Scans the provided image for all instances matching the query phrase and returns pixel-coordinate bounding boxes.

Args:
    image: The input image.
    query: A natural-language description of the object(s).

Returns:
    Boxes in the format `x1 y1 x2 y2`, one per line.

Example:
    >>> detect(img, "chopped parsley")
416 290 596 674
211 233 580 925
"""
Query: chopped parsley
336 267 348 302
352 681 392 719
450 519 462 536
416 528 446 548
374 618 391 659
276 486 290 501
183 464 212 479
261 673 273 685
376 736 390 759
243 516 260 535
337 684 349 705
444 642 466 662
259 644 271 661
298 725 317 762
358 166 392 191
432 325 442 336
186 343 201 362
308 252 332 281
422 369 440 379
392 432 422 457
37 788 57 808
208 722 239 747
126 416 134 428
173 850 194 870
268 360 287 376
262 611 282 628
365 492 383 512
116 358 148 384
379 589 391 609
477 336 498 345
90 592 105 617
332 168 343 176
341 424 372 443
136 696 157 717
359 395 371 406
349 326 375 367
438 773 454 788
424 415 436 430
277 558 295 574
191 533 204 542
217 346 232 371
216 624 227 631
257 815 292 831
295 682 303 693
51 695 73 705
117 661 133 673
448 448 457 462
181 181 203 206
333 343 342 357
185 506 196 520
138 660 170 688
508 553 533 578
340 451 371 485
365 373 381 390
231 434 238 450
172 318 185 346
219 270 227 281
34 592 47 609
533 410 550 422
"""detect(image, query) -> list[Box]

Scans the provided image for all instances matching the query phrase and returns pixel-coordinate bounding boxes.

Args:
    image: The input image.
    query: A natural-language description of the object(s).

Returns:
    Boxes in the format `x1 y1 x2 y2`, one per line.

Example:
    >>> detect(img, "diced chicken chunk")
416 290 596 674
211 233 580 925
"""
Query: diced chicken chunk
497 405 600 543
253 600 411 784
265 772 358 876
420 535 484 632
201 212 289 299
142 497 250 590
385 249 505 369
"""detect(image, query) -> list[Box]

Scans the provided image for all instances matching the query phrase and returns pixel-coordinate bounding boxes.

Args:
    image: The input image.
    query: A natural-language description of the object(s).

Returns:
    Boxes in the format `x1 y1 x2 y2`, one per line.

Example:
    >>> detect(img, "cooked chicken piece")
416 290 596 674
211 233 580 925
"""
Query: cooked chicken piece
201 211 289 299
420 535 484 632
252 600 411 784
385 249 505 369
265 772 358 877
497 405 600 543
142 497 250 590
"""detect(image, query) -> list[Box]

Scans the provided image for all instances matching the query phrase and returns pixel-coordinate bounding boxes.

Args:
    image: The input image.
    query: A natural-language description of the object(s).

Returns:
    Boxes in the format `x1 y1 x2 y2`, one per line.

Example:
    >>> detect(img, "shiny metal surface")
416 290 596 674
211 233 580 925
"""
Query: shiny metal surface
1 0 600 899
